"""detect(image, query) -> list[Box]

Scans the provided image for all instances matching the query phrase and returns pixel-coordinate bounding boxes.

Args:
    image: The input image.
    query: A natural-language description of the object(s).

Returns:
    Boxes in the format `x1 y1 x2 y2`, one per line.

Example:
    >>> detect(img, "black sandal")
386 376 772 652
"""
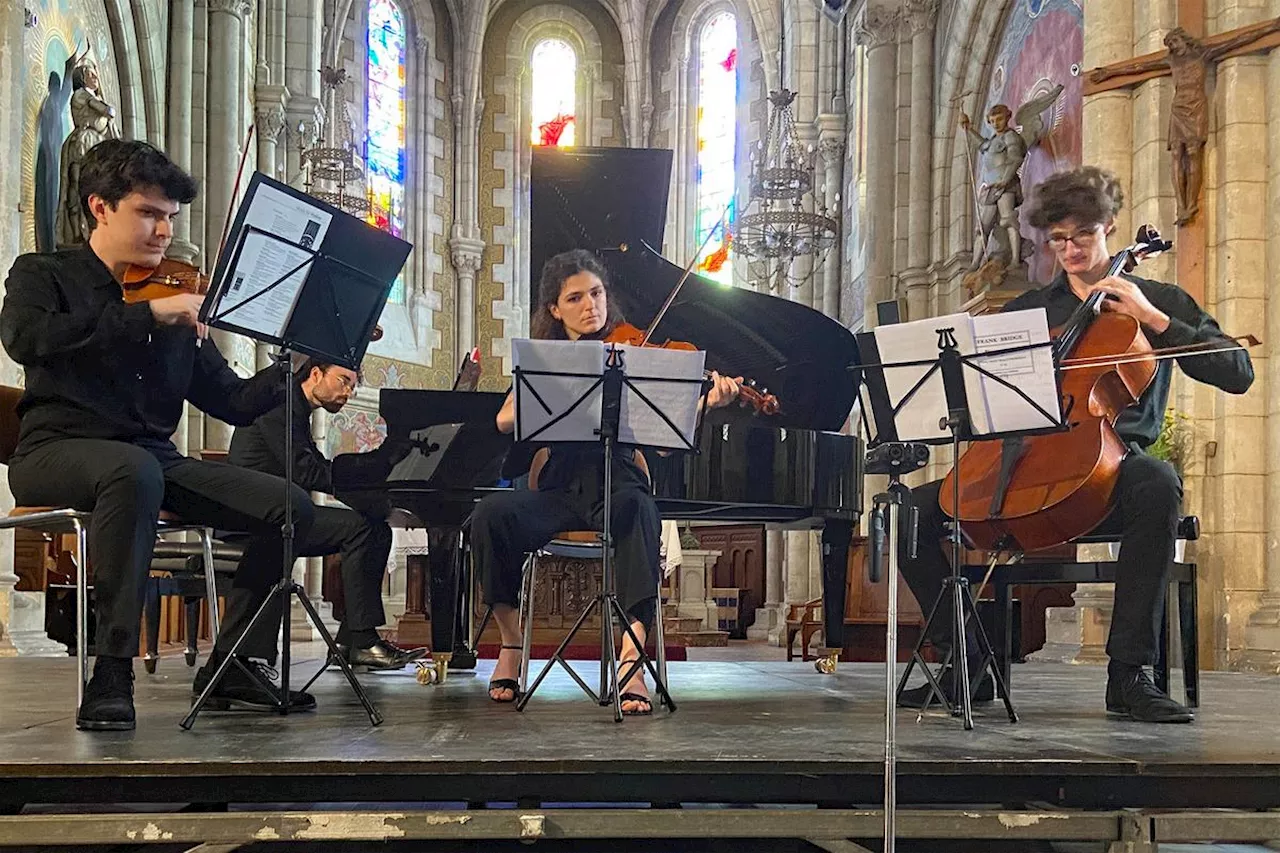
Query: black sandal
488 644 523 703
619 692 653 716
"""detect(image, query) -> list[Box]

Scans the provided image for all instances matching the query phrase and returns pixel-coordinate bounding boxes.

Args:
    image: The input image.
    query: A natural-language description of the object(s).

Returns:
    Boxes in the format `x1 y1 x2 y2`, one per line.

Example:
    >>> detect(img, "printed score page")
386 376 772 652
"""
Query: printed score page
970 308 1061 434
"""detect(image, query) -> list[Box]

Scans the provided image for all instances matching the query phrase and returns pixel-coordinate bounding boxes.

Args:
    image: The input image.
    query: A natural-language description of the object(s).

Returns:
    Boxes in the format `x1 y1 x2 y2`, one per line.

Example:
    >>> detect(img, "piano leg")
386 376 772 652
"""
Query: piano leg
450 528 478 671
818 518 853 674
427 527 462 684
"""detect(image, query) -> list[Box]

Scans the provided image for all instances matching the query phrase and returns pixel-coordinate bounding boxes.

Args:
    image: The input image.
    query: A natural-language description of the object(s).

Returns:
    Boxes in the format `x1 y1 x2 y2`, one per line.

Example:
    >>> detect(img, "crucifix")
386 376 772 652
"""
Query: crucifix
1083 12 1280 303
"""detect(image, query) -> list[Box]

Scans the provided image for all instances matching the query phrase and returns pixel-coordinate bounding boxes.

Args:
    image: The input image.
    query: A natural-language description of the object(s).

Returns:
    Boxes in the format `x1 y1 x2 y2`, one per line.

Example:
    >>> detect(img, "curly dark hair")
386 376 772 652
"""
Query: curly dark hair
528 248 624 340
1026 166 1124 230
78 139 199 233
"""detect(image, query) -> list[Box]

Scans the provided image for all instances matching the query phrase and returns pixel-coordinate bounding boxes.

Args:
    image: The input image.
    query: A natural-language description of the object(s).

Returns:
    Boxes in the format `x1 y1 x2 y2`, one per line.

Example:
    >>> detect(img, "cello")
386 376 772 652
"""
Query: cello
938 224 1252 553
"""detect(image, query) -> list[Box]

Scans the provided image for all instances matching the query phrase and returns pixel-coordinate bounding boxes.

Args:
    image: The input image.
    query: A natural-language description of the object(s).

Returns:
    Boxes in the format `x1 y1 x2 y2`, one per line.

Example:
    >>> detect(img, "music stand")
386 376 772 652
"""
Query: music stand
181 172 410 730
857 312 1065 729
508 339 708 722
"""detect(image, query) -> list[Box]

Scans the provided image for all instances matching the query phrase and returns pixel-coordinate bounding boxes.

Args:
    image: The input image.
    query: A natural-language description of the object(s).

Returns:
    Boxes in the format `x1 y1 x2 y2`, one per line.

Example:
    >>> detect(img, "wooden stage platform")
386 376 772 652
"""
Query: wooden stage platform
0 653 1278 850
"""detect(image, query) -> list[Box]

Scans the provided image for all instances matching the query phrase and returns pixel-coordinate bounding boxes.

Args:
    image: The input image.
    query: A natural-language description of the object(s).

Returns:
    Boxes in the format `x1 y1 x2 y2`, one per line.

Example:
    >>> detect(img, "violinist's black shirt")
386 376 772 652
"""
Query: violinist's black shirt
1003 271 1254 448
0 246 284 459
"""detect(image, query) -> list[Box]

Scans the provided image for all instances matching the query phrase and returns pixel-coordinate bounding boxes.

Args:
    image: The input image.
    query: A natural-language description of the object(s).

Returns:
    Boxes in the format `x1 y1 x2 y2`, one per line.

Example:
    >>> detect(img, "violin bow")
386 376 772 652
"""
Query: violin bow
1056 334 1262 370
639 197 734 346
211 123 257 276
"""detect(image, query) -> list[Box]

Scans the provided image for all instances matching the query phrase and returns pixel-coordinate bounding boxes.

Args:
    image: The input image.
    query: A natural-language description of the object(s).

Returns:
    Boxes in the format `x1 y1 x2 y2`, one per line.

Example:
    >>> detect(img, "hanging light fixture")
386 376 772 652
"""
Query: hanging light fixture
300 65 370 217
736 14 839 292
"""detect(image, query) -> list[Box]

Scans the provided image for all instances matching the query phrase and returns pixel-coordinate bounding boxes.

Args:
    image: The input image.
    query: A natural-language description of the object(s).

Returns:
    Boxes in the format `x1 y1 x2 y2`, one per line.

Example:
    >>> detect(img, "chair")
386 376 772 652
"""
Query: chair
963 515 1201 708
0 385 220 709
784 597 823 662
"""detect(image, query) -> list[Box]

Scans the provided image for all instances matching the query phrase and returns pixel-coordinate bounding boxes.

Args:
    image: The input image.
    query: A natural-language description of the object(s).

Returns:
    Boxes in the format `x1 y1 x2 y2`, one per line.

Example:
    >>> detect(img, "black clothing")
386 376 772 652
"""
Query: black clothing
1 247 282 457
215 505 393 659
1004 270 1253 448
903 452 1181 667
228 381 334 493
9 438 313 658
472 444 660 628
901 272 1252 670
1 246 296 665
226 382 394 657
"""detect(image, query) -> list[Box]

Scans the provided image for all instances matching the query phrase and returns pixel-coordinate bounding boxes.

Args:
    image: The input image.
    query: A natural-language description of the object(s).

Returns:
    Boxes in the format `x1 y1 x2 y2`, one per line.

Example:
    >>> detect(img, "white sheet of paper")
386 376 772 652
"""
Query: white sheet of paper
971 308 1061 433
216 229 313 338
871 312 989 441
615 344 705 449
512 339 605 443
243 183 333 248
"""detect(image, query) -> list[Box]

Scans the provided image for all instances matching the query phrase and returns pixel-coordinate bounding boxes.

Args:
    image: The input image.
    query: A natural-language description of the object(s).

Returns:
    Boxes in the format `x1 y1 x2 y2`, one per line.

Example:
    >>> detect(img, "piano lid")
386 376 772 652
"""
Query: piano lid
530 146 861 433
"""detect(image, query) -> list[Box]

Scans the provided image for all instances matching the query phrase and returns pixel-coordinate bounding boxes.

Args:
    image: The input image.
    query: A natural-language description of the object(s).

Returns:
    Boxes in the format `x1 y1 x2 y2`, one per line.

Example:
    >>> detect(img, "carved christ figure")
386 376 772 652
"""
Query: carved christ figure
1089 22 1280 225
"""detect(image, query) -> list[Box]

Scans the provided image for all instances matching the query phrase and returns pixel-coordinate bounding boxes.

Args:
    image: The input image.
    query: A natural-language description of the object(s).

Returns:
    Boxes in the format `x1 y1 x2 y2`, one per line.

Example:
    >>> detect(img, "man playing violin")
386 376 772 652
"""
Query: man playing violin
898 165 1253 723
0 139 320 730
225 356 426 671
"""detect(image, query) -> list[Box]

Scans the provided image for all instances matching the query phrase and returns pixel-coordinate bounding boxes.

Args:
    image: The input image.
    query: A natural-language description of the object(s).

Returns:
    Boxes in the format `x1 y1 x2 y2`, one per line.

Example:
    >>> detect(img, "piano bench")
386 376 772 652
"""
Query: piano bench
963 524 1200 708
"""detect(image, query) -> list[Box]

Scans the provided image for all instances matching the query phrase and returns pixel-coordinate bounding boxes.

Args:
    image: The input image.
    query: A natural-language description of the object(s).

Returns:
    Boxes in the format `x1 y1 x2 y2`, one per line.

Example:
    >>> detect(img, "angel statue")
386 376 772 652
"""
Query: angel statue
960 83 1064 271
55 49 119 249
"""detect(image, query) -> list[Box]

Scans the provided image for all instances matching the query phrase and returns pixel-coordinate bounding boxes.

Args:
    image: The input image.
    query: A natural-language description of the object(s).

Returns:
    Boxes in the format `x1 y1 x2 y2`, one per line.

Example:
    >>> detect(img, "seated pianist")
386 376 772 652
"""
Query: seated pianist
471 249 742 715
225 356 427 674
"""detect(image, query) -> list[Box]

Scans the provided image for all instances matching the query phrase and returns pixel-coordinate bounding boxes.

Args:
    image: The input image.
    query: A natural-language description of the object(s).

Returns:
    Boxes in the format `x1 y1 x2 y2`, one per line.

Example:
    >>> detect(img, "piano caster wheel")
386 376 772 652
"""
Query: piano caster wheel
434 653 452 685
815 652 839 674
143 656 157 675
415 661 438 685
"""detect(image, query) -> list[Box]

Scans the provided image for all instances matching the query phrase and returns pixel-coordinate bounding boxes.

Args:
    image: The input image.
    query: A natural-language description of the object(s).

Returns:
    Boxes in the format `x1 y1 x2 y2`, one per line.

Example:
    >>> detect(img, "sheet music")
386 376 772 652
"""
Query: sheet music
615 344 704 450
512 339 605 443
971 309 1061 433
871 313 988 441
215 229 312 338
242 183 333 248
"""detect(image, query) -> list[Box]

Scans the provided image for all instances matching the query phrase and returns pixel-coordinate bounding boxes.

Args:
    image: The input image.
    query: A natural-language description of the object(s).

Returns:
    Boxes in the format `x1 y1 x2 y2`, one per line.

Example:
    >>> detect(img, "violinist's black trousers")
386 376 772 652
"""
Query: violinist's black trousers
8 437 312 659
900 450 1182 667
470 485 661 629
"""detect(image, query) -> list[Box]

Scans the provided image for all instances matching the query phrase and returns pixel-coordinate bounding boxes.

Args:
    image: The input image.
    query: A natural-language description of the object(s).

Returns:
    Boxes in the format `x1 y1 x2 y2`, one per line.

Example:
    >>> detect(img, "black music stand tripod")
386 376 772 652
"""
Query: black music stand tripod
862 326 1065 729
509 341 708 722
182 226 392 730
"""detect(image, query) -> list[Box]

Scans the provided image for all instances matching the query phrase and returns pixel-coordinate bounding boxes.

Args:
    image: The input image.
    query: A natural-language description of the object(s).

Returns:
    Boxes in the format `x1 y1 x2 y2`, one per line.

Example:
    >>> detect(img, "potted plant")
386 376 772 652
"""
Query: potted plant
1148 408 1192 478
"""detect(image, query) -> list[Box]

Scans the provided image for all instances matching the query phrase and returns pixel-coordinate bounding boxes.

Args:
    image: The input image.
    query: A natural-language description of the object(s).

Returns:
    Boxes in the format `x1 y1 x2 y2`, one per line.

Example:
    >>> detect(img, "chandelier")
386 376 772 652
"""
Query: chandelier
300 66 370 217
736 20 839 292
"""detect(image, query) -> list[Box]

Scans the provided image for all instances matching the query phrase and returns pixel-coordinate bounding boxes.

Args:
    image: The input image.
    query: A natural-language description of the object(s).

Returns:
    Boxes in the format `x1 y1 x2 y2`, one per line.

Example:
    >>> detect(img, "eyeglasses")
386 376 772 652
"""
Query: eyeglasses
1046 226 1101 250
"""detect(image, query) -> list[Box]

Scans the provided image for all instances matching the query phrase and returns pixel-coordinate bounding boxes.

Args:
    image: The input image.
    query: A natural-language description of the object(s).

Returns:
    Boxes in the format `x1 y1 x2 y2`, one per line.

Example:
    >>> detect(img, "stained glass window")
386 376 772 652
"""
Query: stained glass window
530 39 576 147
367 0 406 303
695 12 738 285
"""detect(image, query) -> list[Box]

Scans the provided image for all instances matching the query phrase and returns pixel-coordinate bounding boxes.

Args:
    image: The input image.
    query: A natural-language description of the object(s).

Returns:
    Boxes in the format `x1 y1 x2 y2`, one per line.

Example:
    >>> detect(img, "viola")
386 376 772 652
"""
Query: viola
603 320 780 416
939 225 1206 553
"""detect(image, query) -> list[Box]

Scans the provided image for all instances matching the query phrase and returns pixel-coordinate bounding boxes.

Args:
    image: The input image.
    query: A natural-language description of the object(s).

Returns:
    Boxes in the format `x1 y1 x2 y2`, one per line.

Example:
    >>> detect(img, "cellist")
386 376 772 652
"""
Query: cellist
0 139 317 731
897 166 1253 723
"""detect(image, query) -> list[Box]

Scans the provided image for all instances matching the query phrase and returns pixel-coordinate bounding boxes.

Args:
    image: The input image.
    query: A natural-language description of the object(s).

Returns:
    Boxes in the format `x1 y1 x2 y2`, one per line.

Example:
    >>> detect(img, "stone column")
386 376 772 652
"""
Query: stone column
201 0 252 453
450 237 485 363
855 4 900 325
167 0 199 264
1242 5 1280 670
817 118 845 319
749 529 787 644
254 85 289 182
903 0 937 321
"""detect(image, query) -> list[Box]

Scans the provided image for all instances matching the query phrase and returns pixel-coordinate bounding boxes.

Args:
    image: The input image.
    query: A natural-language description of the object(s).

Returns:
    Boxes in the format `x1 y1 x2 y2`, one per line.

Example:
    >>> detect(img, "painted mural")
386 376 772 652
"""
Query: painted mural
983 0 1083 284
21 0 120 254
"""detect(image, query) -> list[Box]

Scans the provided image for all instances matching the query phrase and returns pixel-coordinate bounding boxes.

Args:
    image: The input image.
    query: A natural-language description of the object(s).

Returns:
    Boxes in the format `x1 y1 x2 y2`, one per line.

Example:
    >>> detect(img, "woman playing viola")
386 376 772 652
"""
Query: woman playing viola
476 249 741 715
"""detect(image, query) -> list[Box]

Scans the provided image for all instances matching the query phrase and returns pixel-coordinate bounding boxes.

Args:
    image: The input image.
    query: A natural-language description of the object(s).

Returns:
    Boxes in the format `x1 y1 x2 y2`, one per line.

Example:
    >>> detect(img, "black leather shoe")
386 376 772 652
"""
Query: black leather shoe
77 657 136 731
1105 665 1193 723
897 664 995 708
192 657 317 712
340 639 426 671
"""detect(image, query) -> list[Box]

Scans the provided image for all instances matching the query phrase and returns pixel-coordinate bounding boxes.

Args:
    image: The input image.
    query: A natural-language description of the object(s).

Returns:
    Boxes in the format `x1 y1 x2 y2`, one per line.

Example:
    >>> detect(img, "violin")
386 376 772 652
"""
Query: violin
604 320 780 415
120 257 209 303
939 225 1257 553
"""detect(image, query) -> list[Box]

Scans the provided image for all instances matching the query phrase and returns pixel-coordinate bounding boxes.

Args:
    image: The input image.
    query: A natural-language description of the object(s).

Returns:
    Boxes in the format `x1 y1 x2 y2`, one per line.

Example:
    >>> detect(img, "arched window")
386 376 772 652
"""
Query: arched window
694 11 738 284
529 38 577 146
366 0 407 302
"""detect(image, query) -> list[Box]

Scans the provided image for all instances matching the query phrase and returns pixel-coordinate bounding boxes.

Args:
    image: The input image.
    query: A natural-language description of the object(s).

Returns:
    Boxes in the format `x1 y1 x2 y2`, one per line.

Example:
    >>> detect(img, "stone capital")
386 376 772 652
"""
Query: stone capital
817 136 845 164
285 95 325 147
854 5 900 49
449 236 486 274
254 83 291 143
904 0 939 35
415 33 430 62
200 0 251 19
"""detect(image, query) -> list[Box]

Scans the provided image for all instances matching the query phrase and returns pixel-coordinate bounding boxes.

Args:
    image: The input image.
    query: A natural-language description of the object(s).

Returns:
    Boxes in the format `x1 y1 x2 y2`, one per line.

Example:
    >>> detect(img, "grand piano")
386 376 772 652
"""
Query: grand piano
335 146 864 676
